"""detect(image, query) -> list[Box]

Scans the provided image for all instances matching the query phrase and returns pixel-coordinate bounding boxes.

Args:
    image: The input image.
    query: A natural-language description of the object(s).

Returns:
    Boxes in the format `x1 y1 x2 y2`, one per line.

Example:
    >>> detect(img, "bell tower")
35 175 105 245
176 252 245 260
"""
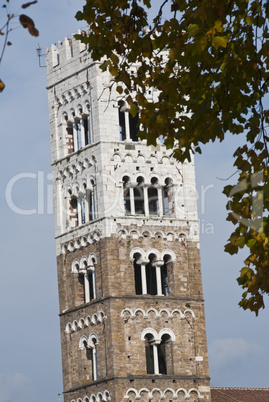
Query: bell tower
46 33 211 402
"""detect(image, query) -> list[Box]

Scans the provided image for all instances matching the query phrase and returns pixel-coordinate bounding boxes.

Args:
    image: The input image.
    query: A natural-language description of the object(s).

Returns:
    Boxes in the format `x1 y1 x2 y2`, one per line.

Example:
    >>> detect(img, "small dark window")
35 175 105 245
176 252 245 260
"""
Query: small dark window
158 336 169 375
145 334 154 374
146 254 157 295
134 253 142 295
148 177 159 215
123 176 131 214
118 101 126 141
75 121 82 149
70 197 77 209
81 198 86 224
66 123 74 153
163 178 173 216
84 117 90 145
134 176 145 214
129 103 139 141
89 271 95 301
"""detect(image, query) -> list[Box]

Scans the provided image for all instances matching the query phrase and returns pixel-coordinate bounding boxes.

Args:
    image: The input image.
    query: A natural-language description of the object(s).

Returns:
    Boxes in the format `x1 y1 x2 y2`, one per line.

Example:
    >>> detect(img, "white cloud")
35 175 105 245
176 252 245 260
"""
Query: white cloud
209 337 263 370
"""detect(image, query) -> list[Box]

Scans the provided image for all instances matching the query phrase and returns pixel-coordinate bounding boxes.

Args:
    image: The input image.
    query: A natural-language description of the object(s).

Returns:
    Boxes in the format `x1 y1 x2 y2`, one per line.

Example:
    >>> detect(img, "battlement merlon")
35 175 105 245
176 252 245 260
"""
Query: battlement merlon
46 30 96 87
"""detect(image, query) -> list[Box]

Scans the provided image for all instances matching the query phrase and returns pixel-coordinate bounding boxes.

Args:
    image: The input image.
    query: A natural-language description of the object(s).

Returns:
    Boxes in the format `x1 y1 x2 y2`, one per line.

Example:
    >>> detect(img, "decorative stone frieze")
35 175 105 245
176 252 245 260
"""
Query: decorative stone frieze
120 308 195 320
65 311 107 333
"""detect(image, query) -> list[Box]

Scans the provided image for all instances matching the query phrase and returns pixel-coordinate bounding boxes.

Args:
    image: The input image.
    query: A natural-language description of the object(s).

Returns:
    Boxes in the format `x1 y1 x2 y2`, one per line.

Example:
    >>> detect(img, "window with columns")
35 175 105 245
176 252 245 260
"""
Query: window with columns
118 100 139 142
143 331 174 375
133 252 172 296
63 103 92 155
67 181 96 229
72 255 97 304
123 175 173 217
79 334 98 381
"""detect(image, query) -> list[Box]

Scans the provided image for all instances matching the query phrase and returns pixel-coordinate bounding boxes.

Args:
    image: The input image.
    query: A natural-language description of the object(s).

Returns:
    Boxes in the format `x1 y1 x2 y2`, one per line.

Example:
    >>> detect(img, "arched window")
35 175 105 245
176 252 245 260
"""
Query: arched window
134 176 145 214
69 195 78 228
75 119 82 150
63 105 93 156
79 334 98 381
123 176 131 214
129 102 139 142
118 100 139 142
148 177 159 215
66 119 75 154
73 257 97 304
161 254 170 296
163 177 173 215
133 252 172 296
88 180 96 221
83 114 90 145
118 100 126 141
81 258 97 303
70 181 96 228
146 253 157 295
122 176 173 217
144 332 173 375
81 195 86 224
133 253 143 295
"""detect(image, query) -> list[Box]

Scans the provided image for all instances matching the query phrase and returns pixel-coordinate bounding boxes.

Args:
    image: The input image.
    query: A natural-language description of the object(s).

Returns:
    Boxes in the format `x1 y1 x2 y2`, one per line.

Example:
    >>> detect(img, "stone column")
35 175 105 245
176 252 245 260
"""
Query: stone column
158 187 164 216
144 186 149 217
129 187 135 215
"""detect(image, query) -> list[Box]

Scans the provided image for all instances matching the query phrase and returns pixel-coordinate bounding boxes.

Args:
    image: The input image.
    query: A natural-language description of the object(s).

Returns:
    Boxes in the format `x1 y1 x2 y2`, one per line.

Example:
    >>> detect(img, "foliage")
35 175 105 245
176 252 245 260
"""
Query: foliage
76 0 269 315
0 0 39 91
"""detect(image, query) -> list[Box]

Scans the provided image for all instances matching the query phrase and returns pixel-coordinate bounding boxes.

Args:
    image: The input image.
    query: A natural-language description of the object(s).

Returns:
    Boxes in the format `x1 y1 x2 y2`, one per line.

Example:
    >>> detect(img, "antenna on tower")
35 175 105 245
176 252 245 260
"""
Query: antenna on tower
36 44 46 68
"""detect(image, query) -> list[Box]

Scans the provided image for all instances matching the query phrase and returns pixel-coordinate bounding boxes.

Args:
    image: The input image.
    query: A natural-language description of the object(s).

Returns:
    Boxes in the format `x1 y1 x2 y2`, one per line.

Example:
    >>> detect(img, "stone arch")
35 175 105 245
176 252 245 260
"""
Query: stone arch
137 154 146 164
142 229 152 238
88 332 98 347
88 252 97 266
141 327 158 341
149 173 161 184
145 248 161 261
72 259 80 273
124 388 140 399
124 153 134 163
80 256 88 270
79 335 88 350
176 388 188 398
158 328 176 342
161 156 170 164
166 232 175 241
130 247 145 261
160 249 176 262
163 387 177 398
76 103 83 116
112 152 122 162
134 173 146 183
184 309 195 318
65 322 72 333
155 230 165 239
171 309 184 319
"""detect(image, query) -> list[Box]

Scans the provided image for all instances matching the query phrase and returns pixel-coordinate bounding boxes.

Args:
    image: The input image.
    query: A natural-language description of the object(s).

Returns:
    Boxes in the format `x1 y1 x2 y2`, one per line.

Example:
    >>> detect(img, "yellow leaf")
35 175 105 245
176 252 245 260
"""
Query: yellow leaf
214 19 223 33
188 24 199 37
116 85 123 94
110 66 119 76
0 79 5 92
212 36 228 49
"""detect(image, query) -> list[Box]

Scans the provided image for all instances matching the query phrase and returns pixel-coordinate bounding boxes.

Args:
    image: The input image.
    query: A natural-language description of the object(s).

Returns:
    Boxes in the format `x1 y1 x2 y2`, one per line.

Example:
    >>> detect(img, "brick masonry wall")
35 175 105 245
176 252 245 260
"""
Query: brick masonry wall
57 232 210 401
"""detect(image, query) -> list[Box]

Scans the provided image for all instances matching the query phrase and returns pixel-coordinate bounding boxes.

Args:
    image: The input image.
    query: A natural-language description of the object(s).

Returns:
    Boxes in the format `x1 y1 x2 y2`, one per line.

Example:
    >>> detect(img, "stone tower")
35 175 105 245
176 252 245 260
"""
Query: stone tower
46 33 211 402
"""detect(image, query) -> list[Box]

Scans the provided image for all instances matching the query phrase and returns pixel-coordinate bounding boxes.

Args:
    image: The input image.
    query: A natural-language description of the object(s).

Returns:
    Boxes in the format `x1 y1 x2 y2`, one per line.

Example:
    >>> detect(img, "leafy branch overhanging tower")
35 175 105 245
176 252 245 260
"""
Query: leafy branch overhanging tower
46 33 211 402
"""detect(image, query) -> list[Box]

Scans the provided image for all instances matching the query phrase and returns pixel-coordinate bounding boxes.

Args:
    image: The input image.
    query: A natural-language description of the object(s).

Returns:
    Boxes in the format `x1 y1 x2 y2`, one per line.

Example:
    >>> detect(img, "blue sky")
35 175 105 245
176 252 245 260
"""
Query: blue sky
0 1 268 401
